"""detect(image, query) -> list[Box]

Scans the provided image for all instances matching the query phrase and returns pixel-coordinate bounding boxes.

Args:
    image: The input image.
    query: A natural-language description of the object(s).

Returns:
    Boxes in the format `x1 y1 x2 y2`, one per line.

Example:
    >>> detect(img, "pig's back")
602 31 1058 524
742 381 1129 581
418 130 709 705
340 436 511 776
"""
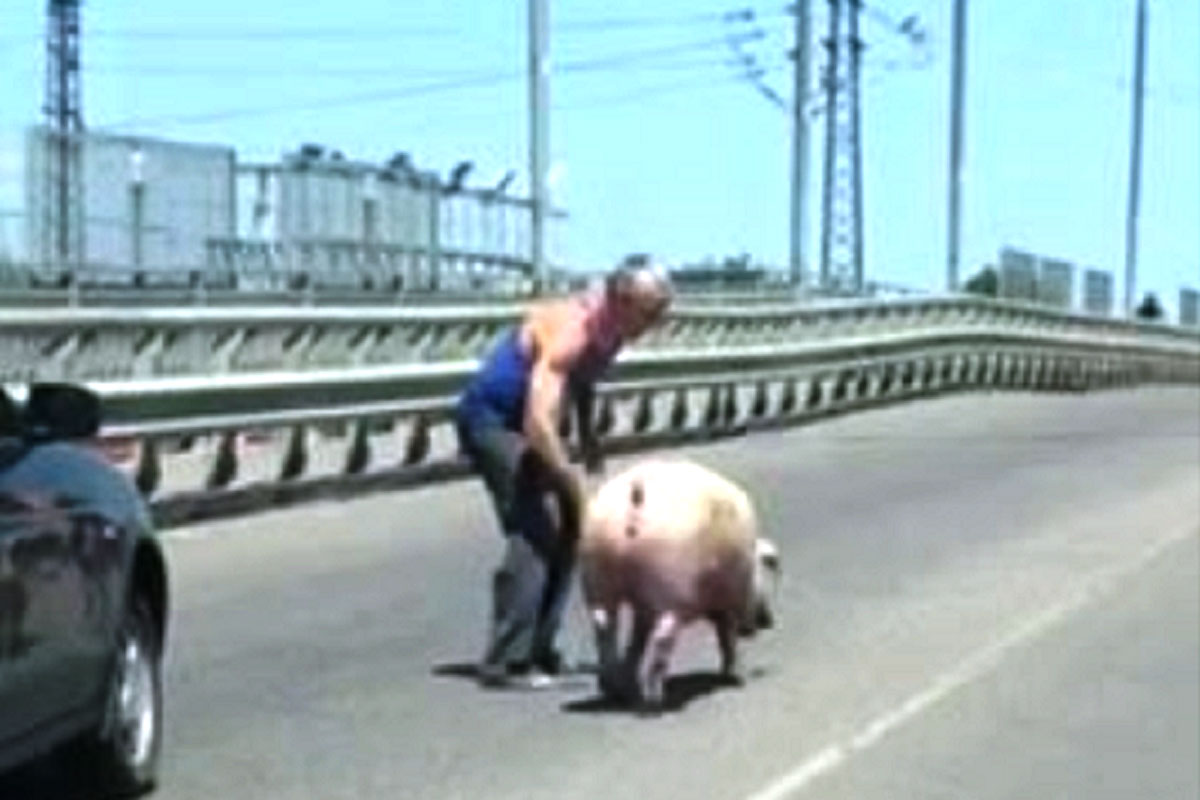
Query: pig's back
582 458 757 614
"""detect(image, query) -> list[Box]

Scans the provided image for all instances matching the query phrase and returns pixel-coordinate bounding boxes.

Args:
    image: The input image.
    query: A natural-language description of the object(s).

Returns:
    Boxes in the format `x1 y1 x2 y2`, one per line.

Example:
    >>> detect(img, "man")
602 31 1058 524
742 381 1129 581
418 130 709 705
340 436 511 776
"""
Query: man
454 257 673 689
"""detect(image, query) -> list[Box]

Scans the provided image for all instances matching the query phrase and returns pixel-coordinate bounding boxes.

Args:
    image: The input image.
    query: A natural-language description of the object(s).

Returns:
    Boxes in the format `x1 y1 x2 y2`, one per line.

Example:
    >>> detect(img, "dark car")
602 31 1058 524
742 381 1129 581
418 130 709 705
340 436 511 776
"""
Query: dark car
0 383 168 797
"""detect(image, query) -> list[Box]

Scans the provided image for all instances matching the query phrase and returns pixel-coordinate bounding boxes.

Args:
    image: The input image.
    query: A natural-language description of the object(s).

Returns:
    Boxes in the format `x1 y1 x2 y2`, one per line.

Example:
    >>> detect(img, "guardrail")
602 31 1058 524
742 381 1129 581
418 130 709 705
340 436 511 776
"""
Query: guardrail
0 284 792 307
3 294 1197 383
74 320 1199 529
0 280 913 309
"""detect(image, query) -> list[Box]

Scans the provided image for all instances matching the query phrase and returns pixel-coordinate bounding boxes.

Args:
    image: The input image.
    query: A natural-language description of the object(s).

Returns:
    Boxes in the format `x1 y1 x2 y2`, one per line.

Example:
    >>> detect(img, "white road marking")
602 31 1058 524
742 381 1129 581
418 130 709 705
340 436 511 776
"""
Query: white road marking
742 526 1198 800
164 527 209 542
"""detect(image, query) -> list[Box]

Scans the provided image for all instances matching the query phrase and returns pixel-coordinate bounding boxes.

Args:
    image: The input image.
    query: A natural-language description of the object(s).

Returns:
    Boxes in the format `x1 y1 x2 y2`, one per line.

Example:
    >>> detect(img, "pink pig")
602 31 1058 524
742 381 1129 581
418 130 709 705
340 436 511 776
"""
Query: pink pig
578 457 781 709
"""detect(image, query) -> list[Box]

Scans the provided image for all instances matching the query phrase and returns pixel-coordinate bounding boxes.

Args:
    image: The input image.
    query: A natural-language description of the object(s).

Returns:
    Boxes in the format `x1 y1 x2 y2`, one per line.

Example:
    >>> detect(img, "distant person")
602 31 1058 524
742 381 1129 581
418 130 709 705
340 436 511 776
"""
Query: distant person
454 256 673 689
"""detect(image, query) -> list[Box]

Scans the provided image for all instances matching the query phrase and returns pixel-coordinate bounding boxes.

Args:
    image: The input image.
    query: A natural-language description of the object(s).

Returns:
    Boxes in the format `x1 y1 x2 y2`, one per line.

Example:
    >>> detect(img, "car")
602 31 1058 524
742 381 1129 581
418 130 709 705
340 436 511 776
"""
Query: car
0 382 169 796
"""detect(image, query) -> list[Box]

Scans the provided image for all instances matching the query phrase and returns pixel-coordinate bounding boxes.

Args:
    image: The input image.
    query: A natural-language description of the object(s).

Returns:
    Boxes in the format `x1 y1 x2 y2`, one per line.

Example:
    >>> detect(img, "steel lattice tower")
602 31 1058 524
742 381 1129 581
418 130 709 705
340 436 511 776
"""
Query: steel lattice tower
42 0 85 269
819 0 864 294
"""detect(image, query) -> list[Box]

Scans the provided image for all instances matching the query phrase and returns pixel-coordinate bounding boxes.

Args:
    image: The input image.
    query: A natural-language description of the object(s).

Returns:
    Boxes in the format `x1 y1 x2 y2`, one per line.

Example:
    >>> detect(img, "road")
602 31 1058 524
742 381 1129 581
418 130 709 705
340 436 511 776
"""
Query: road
5 388 1199 799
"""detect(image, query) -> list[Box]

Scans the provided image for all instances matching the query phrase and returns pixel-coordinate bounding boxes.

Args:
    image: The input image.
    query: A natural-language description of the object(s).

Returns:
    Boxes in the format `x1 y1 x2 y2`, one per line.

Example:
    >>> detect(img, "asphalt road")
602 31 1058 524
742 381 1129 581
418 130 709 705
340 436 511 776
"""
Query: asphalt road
5 388 1199 800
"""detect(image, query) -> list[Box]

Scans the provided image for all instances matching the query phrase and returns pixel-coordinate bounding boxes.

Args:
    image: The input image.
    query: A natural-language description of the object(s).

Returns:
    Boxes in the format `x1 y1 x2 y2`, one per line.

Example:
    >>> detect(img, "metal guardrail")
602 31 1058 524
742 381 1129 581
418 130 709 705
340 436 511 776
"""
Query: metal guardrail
70 321 1199 529
3 294 1198 384
0 284 800 309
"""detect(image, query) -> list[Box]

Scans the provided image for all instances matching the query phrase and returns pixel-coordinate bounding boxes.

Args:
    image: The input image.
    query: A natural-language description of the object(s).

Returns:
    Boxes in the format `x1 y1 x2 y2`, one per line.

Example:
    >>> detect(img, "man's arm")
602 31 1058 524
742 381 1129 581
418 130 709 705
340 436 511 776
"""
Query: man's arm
523 308 588 487
573 382 604 475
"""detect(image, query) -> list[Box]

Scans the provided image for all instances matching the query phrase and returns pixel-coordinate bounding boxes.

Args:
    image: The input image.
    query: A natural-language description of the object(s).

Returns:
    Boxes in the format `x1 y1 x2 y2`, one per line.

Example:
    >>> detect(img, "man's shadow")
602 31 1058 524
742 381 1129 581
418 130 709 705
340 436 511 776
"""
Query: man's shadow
431 661 485 681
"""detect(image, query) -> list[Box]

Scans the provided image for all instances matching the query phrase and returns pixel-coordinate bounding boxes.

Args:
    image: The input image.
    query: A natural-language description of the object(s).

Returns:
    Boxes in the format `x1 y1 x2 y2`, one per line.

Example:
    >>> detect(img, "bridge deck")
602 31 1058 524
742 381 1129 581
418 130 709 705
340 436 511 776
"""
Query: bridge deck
4 389 1198 799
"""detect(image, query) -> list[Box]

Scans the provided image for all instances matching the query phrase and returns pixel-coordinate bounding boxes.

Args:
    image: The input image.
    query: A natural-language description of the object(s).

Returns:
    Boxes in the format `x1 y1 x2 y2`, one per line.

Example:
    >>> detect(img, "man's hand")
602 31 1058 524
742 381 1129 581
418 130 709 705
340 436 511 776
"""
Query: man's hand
582 441 606 477
567 466 590 513
549 464 590 543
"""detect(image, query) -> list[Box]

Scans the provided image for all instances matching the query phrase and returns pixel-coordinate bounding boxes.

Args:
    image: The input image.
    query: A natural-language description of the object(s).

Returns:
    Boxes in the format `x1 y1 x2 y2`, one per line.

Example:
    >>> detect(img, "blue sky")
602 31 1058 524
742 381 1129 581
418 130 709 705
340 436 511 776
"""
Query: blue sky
0 0 1196 310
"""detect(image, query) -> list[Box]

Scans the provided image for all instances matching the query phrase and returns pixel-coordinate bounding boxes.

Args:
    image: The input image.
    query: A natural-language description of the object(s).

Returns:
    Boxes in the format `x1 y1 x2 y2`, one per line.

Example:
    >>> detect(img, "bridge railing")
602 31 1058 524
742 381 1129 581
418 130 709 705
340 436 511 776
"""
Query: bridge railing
61 318 1199 529
2 293 1197 383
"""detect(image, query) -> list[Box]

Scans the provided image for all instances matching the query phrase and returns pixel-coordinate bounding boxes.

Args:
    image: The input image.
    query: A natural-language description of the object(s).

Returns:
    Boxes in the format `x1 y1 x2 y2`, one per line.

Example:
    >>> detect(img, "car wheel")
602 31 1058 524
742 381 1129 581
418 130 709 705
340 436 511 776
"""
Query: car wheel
74 596 163 797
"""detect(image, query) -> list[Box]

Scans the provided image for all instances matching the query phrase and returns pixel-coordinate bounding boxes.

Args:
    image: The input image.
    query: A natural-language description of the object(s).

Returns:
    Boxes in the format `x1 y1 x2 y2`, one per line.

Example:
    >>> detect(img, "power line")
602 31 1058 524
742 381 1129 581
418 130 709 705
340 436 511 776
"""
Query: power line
556 6 788 31
724 2 934 116
85 32 756 78
98 34 765 129
101 71 524 129
337 67 787 137
557 32 768 71
559 71 777 112
85 54 753 80
15 7 788 43
76 26 462 41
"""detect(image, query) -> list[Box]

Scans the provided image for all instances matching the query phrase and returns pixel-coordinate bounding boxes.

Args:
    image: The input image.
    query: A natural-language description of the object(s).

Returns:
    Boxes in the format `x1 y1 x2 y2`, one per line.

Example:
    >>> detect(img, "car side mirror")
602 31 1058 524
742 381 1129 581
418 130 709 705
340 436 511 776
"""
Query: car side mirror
22 383 102 442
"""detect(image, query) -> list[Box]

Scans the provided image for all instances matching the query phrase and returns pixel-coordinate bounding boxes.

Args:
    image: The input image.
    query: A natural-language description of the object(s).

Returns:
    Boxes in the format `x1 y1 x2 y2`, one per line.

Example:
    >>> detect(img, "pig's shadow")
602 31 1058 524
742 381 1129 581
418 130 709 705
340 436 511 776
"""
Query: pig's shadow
430 661 601 681
562 667 767 716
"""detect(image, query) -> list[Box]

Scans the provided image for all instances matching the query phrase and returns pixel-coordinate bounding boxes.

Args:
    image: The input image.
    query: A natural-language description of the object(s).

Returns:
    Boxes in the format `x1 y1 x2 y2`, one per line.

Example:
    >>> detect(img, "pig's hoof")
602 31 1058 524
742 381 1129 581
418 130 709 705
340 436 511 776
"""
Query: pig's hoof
635 695 666 718
719 670 745 687
638 681 666 713
598 667 638 705
598 673 623 701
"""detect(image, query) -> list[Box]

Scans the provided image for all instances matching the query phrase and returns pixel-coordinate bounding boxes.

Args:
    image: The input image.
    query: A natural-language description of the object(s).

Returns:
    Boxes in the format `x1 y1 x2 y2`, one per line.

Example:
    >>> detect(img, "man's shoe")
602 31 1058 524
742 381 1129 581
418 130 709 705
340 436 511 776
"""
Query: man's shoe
534 649 566 675
535 650 599 676
478 662 560 691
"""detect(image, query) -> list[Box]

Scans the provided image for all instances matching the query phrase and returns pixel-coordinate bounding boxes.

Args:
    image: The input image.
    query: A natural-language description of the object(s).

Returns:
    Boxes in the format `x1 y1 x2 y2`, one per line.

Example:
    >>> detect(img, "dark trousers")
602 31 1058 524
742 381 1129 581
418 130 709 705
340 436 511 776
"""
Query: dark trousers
455 410 580 673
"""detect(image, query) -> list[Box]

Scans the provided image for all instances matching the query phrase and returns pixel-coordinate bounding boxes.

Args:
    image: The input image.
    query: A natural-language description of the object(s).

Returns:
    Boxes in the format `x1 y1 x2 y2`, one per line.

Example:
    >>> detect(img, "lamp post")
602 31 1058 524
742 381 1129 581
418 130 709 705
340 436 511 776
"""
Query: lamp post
528 0 550 294
129 146 145 274
1123 0 1147 317
946 0 967 293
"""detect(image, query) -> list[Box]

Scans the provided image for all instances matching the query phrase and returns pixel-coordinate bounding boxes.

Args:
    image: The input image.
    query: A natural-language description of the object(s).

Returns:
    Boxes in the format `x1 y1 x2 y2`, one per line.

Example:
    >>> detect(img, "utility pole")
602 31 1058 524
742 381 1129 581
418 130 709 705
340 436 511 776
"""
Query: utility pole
818 0 865 294
43 0 85 274
819 0 840 290
947 0 966 293
789 0 811 289
528 0 550 294
1124 0 1146 316
849 0 864 291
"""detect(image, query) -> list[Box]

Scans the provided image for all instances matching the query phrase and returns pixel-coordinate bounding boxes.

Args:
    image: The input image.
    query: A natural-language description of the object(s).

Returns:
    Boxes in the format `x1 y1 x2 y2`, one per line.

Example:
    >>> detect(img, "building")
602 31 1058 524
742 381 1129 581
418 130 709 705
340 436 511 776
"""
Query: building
24 125 236 285
14 129 566 291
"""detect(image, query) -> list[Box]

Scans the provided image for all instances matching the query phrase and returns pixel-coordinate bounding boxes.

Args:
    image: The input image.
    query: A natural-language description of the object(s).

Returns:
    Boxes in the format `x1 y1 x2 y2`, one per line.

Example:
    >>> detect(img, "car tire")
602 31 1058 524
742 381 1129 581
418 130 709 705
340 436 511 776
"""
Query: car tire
72 595 163 798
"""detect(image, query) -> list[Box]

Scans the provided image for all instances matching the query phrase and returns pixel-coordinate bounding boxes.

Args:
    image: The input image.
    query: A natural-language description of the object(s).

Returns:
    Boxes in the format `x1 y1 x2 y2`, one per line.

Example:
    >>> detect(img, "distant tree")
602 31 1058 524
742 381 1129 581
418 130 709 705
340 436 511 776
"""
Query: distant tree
1135 292 1164 321
963 265 998 297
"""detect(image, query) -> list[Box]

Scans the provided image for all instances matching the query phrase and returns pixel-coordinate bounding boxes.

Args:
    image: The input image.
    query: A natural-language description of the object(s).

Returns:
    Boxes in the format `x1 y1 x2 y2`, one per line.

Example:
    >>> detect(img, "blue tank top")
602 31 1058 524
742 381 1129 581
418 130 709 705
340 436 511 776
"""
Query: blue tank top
457 294 623 432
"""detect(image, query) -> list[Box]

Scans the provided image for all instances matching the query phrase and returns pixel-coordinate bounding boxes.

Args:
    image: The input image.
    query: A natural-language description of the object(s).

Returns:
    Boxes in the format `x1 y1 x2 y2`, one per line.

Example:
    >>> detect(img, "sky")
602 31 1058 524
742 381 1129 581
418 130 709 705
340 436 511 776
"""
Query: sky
0 0 1196 312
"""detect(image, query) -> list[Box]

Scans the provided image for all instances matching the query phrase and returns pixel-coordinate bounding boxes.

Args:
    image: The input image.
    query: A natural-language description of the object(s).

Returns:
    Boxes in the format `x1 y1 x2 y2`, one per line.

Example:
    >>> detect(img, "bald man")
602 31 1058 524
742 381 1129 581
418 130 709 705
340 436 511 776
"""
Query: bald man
455 258 673 689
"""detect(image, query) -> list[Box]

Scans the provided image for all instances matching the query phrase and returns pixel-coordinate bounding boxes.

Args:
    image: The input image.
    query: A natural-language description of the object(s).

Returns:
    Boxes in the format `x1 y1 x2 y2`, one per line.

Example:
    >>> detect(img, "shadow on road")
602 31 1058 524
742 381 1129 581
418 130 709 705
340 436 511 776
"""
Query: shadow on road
431 661 482 681
562 667 767 716
433 660 767 714
0 751 151 800
431 660 601 682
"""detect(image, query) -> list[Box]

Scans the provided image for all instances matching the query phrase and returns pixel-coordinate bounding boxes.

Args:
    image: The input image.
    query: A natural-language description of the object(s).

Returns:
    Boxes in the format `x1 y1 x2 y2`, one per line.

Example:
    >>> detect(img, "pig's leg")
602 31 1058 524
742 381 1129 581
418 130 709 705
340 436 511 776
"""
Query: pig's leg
639 612 680 710
589 604 623 700
581 551 627 699
711 611 743 684
621 610 654 703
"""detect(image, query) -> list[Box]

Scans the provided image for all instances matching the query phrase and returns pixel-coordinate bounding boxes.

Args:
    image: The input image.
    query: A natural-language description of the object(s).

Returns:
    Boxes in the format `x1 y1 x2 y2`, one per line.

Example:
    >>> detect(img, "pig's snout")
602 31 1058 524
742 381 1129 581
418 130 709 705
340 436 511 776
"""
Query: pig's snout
748 537 781 636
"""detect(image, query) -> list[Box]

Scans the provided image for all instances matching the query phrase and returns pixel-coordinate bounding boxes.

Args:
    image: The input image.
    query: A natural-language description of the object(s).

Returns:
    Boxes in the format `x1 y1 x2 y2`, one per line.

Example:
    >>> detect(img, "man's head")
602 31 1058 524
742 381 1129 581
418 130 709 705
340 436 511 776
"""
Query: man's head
604 254 674 340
